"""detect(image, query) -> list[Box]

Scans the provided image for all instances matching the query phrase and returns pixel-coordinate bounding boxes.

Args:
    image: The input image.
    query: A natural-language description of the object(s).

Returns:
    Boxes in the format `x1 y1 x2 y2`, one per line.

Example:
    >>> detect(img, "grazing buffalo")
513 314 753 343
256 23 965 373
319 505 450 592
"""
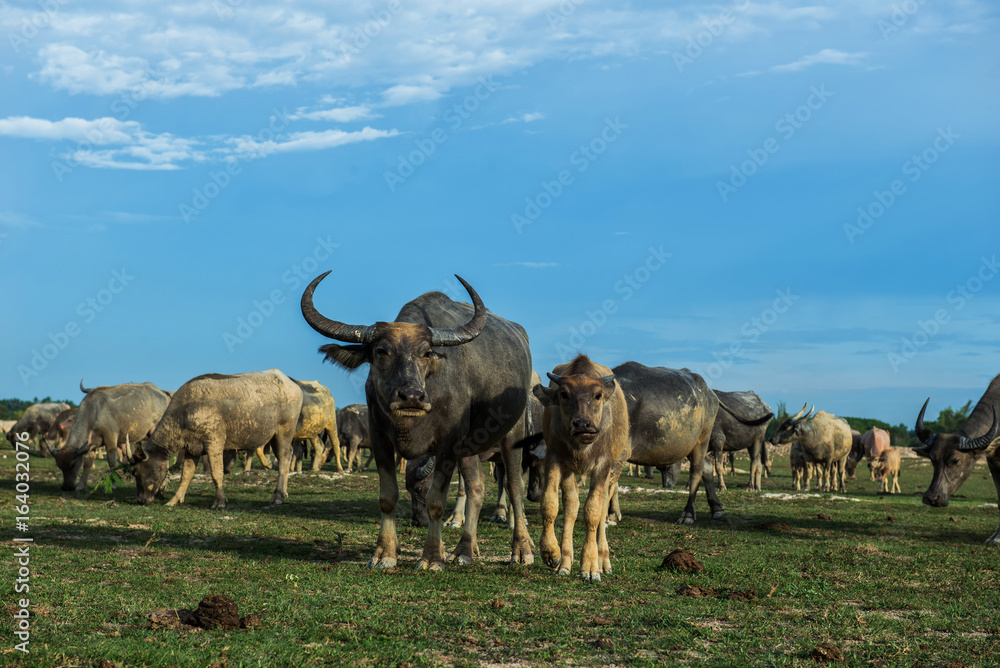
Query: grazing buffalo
913 375 1000 544
873 448 901 494
7 402 70 453
301 272 535 570
845 429 864 479
53 382 170 491
290 379 341 473
709 390 773 492
859 428 891 481
772 404 852 492
337 404 371 471
534 355 629 582
130 369 303 508
614 362 723 524
43 406 79 450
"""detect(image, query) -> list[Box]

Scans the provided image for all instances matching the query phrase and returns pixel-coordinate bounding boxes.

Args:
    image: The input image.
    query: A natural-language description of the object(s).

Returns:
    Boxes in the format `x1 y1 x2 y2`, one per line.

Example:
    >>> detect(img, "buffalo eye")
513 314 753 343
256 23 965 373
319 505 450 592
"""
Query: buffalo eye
375 347 390 358
422 350 436 359
595 392 603 401
559 389 569 401
949 457 961 466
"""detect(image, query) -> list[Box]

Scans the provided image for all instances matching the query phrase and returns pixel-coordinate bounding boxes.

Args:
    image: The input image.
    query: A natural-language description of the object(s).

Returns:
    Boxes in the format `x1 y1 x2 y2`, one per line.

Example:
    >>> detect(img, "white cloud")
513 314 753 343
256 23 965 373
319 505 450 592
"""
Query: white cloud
0 211 42 227
380 83 443 107
233 127 400 158
290 105 376 122
769 49 868 73
502 112 545 124
0 116 139 144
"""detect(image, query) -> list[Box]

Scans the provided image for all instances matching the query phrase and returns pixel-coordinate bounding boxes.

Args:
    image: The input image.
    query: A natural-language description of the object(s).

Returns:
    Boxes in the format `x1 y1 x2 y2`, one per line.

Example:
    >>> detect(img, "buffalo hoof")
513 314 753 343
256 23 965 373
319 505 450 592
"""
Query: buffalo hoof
509 548 534 566
416 559 445 571
556 567 570 576
488 513 508 525
581 571 601 583
368 556 397 569
443 516 464 529
452 554 473 566
711 511 725 521
676 515 695 525
267 496 284 507
984 531 1000 546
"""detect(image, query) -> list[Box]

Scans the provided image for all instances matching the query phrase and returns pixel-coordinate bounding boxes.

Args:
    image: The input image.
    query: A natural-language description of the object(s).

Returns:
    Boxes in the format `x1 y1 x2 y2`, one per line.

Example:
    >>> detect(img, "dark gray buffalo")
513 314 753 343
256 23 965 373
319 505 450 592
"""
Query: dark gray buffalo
53 383 170 491
914 374 1000 544
337 403 371 471
130 369 303 508
8 402 70 453
301 272 535 570
613 362 724 525
710 390 774 492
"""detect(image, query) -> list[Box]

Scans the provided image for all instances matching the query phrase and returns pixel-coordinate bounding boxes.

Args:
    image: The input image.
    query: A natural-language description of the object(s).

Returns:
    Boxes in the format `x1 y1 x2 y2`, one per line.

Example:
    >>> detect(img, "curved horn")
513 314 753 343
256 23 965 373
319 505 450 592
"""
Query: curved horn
46 443 59 456
414 455 436 480
80 379 95 393
547 372 565 385
789 402 808 422
300 271 377 343
959 407 999 452
789 404 814 426
429 275 488 347
915 397 930 434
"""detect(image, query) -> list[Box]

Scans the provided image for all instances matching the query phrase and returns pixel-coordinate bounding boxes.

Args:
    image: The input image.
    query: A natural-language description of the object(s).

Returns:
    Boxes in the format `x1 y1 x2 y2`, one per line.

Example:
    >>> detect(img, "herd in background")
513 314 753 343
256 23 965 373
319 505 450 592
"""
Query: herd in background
5 273 1000 581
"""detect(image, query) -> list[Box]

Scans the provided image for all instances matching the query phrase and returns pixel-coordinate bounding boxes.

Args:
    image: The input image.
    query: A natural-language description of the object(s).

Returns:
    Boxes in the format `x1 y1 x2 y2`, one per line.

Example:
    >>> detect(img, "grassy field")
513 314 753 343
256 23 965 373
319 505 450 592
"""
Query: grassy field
2 450 999 668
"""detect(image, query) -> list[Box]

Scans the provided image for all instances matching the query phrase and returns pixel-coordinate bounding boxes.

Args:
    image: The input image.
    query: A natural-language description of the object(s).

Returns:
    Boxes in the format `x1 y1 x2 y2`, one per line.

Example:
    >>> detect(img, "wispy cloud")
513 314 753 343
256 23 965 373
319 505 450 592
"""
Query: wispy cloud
502 112 545 124
0 211 42 227
769 48 869 74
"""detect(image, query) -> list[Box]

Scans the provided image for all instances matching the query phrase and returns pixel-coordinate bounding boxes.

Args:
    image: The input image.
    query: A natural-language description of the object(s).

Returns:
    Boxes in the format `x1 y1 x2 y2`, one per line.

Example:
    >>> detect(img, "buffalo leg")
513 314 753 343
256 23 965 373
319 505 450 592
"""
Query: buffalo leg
291 439 305 473
540 458 564 570
581 466 611 582
271 431 294 505
444 472 467 528
500 431 534 565
208 447 228 509
367 433 399 569
166 455 198 506
747 439 763 492
448 456 485 565
418 456 454 571
491 460 510 525
557 467 581 576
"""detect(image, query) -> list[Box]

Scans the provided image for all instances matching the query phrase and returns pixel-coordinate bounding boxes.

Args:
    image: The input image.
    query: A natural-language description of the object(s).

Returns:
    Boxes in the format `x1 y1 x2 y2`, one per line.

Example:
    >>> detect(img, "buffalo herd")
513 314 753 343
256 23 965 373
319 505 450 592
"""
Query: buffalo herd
6 275 1000 581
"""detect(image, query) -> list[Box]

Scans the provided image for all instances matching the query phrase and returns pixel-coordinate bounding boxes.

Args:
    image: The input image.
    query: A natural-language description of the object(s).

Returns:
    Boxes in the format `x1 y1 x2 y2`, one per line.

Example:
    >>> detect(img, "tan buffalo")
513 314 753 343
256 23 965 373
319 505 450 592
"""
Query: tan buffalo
290 379 341 473
534 355 630 582
772 404 852 493
860 427 890 481
873 447 901 494
789 442 815 491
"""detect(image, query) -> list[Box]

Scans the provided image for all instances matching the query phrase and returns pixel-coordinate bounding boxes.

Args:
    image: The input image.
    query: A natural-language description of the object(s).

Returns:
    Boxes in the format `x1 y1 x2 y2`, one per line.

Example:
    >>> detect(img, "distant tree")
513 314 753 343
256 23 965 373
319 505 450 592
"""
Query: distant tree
764 401 788 441
924 401 973 434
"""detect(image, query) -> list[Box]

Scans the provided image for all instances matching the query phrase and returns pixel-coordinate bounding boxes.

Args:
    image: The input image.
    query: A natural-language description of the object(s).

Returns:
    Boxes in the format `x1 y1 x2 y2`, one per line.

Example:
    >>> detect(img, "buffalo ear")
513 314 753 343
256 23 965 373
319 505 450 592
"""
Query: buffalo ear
320 343 369 370
532 384 556 407
133 445 150 463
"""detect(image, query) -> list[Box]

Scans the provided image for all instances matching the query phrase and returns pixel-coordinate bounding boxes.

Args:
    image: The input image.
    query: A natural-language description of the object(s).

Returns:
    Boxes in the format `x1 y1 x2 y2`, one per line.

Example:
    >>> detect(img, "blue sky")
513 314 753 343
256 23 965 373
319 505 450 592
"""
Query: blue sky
1 0 998 426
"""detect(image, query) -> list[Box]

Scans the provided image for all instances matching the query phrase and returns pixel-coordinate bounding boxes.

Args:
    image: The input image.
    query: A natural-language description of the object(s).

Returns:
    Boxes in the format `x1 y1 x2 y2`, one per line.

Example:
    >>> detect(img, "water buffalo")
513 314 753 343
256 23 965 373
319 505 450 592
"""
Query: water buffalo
709 390 773 492
873 447 901 494
53 382 170 491
845 429 864 479
860 427 890 481
772 404 852 492
534 355 630 582
290 379 341 473
130 369 303 508
614 362 723 524
789 442 814 491
913 375 1000 544
7 402 70 453
301 272 535 570
337 404 371 471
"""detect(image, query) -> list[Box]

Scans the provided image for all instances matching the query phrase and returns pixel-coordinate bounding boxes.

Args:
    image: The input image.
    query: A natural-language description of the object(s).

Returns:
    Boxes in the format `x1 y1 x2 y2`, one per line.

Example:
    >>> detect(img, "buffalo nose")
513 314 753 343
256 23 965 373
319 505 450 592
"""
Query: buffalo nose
571 418 593 431
397 388 426 404
923 493 946 507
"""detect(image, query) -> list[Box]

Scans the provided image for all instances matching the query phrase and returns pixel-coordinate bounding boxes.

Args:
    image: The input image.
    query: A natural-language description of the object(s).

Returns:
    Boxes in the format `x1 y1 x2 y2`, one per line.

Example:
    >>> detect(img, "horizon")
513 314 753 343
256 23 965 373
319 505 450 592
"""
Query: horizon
2 1 998 427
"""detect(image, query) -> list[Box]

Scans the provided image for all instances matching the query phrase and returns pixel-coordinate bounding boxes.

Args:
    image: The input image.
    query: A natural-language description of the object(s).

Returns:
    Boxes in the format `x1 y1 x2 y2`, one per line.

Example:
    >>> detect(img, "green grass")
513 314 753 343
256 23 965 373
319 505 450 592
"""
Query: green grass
2 451 999 667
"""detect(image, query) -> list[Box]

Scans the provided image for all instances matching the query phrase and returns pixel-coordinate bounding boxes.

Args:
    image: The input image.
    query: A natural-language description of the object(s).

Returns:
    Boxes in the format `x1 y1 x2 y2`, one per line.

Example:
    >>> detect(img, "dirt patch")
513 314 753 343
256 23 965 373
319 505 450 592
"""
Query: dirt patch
817 513 831 520
660 548 704 572
763 522 792 532
812 642 843 662
726 590 757 602
147 595 260 631
678 585 715 598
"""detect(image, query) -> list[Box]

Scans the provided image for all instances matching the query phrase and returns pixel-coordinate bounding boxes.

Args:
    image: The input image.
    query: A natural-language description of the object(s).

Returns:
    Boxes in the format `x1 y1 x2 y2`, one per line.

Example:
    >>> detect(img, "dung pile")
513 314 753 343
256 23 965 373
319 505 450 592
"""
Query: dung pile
660 548 704 573
147 594 261 631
